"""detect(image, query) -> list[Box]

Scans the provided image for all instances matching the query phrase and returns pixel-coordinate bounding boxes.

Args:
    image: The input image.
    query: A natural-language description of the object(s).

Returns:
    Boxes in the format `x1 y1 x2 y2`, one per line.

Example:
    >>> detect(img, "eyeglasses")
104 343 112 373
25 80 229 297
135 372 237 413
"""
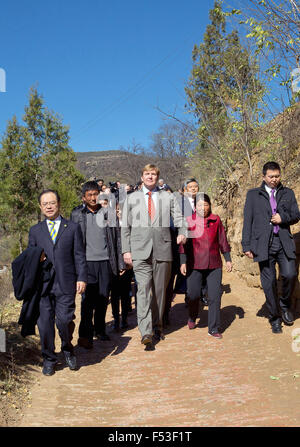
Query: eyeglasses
41 201 58 207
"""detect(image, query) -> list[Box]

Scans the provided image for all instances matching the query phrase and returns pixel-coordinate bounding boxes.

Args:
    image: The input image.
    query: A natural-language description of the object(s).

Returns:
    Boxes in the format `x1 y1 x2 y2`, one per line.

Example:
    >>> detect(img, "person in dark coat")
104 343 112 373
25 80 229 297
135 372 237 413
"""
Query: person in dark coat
70 181 126 348
242 161 300 334
12 246 53 337
28 189 87 376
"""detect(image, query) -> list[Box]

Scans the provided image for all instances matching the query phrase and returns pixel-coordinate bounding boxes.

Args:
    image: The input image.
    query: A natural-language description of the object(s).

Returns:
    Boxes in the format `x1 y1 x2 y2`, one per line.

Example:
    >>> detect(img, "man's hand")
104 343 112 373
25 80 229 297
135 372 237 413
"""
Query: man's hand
119 269 126 276
271 213 282 224
226 261 233 272
244 251 254 259
76 281 86 294
40 251 46 262
180 264 187 276
177 234 186 245
123 252 133 267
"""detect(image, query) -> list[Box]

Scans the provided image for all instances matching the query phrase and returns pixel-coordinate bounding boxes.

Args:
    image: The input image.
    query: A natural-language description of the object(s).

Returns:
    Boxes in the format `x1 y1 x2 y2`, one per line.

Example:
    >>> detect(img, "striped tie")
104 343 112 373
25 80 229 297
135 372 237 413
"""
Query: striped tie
49 220 57 243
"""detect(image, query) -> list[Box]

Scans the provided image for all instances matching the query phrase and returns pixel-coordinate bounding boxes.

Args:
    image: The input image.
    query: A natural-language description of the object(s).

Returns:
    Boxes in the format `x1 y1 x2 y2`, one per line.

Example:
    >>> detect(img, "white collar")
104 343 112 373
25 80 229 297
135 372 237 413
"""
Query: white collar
46 216 61 223
265 184 276 195
142 185 158 195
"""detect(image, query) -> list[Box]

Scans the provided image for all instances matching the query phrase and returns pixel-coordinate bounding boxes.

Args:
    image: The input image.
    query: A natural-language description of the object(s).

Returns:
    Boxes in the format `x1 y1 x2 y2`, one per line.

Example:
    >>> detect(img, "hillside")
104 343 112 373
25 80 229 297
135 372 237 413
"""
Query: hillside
75 149 189 190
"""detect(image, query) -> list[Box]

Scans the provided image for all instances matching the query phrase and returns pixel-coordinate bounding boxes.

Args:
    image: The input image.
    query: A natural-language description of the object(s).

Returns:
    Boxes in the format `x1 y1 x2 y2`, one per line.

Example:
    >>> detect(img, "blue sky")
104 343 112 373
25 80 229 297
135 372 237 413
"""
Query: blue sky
0 0 217 153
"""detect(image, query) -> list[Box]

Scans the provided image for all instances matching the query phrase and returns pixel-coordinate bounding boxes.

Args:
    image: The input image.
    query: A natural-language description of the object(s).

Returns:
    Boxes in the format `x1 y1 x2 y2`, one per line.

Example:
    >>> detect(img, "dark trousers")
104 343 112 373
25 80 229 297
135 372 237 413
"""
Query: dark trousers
110 269 133 324
37 291 76 366
186 268 222 333
79 260 112 341
259 235 297 323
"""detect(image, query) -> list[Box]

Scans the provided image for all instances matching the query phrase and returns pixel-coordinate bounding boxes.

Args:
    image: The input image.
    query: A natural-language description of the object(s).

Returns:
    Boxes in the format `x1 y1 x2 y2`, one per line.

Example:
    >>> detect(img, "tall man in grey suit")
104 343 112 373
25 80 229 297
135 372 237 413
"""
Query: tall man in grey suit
121 164 187 349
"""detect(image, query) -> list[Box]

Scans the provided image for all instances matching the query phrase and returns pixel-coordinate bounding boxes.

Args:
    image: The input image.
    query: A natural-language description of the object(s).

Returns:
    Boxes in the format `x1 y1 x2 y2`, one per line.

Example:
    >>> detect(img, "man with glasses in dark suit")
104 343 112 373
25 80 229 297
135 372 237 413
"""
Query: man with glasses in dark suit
28 189 87 376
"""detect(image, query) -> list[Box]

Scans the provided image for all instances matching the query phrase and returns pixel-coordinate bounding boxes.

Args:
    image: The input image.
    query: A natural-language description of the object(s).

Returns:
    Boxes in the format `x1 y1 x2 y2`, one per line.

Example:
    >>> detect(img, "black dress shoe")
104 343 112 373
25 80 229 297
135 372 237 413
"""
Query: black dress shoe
281 310 294 326
42 364 55 376
144 342 155 351
201 296 208 306
271 322 282 334
141 334 152 345
63 351 77 370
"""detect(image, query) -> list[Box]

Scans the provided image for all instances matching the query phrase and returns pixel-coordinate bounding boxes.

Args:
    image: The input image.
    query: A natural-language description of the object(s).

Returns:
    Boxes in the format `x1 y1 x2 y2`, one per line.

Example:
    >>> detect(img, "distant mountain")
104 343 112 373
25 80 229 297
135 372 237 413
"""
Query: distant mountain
75 149 189 189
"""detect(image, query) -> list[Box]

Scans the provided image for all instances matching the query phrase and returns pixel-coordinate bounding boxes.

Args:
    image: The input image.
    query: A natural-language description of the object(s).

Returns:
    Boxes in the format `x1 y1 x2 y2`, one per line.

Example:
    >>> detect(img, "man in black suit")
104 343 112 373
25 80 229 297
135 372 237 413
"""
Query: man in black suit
180 178 199 217
28 190 87 375
242 161 300 333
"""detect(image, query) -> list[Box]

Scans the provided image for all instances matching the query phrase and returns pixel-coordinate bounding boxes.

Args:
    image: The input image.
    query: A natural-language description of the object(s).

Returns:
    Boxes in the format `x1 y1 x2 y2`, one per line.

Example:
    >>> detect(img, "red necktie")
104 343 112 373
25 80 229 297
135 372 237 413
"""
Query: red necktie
148 191 155 221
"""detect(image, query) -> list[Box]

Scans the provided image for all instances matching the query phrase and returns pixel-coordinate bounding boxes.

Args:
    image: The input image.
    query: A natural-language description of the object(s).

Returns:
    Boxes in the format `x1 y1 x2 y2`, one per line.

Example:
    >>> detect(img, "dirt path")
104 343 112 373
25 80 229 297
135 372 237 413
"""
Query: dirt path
18 271 300 427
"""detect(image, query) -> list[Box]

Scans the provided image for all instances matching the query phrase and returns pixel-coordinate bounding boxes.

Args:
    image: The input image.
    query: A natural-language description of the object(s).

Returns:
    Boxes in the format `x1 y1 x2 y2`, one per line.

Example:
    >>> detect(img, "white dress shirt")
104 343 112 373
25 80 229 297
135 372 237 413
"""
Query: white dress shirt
46 216 62 237
265 184 277 197
142 185 159 209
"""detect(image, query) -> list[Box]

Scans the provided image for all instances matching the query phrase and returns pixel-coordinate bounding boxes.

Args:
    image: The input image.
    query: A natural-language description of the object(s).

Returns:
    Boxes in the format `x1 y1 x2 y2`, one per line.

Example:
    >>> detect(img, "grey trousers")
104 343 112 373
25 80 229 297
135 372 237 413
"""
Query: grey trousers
133 255 171 338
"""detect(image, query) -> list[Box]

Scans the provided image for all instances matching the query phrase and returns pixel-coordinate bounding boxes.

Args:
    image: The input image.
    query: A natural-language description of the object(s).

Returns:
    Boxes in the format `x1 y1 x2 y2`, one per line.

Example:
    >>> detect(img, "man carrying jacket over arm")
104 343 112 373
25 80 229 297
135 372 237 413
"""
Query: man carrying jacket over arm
28 189 87 376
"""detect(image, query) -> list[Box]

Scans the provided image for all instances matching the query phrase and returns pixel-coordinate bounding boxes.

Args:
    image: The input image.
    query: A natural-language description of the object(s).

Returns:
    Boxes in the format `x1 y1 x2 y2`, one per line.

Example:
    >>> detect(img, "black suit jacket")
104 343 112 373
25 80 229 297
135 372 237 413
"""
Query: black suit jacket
180 195 195 219
242 182 300 262
28 217 87 295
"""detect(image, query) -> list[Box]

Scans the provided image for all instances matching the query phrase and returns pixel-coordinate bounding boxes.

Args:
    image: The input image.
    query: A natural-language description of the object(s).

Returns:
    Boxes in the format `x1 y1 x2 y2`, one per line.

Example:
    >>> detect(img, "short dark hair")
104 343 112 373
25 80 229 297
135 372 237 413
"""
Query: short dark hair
263 161 281 175
81 181 100 196
195 193 211 208
184 178 199 188
38 189 60 204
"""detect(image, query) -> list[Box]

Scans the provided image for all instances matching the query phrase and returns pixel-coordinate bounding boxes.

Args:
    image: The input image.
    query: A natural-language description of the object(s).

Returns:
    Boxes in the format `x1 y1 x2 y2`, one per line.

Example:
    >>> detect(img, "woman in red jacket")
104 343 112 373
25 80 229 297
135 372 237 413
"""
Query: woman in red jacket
179 194 232 339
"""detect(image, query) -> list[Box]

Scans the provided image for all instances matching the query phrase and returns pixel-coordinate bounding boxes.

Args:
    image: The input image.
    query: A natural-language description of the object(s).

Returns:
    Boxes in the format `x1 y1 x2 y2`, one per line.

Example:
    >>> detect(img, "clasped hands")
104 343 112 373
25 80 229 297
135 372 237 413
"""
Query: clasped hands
245 213 282 260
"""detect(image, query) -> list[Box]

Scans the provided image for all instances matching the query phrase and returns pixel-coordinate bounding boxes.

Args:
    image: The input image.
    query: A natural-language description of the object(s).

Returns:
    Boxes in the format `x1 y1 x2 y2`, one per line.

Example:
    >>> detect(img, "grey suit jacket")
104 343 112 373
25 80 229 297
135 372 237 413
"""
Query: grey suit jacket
121 189 187 261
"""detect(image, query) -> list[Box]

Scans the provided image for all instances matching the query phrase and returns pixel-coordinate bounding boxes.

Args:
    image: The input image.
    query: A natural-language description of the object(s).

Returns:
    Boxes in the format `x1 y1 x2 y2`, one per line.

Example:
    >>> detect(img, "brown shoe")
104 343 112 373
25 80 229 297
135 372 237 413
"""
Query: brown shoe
141 334 152 345
78 337 93 349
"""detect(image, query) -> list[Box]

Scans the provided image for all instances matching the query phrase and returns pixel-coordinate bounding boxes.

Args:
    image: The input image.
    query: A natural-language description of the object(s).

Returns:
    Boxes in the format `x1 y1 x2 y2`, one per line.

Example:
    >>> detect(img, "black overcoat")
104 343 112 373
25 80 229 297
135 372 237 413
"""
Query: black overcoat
242 182 300 262
12 246 53 337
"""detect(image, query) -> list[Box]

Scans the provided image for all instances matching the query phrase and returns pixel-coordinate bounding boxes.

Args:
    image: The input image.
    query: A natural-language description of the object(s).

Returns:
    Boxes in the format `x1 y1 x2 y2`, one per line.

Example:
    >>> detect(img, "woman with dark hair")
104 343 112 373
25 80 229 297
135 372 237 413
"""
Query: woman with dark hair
179 194 232 339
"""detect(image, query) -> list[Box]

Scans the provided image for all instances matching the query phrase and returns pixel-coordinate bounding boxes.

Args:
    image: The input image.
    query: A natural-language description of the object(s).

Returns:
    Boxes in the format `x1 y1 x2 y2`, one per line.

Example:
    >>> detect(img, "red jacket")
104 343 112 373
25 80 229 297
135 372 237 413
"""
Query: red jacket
179 213 230 270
